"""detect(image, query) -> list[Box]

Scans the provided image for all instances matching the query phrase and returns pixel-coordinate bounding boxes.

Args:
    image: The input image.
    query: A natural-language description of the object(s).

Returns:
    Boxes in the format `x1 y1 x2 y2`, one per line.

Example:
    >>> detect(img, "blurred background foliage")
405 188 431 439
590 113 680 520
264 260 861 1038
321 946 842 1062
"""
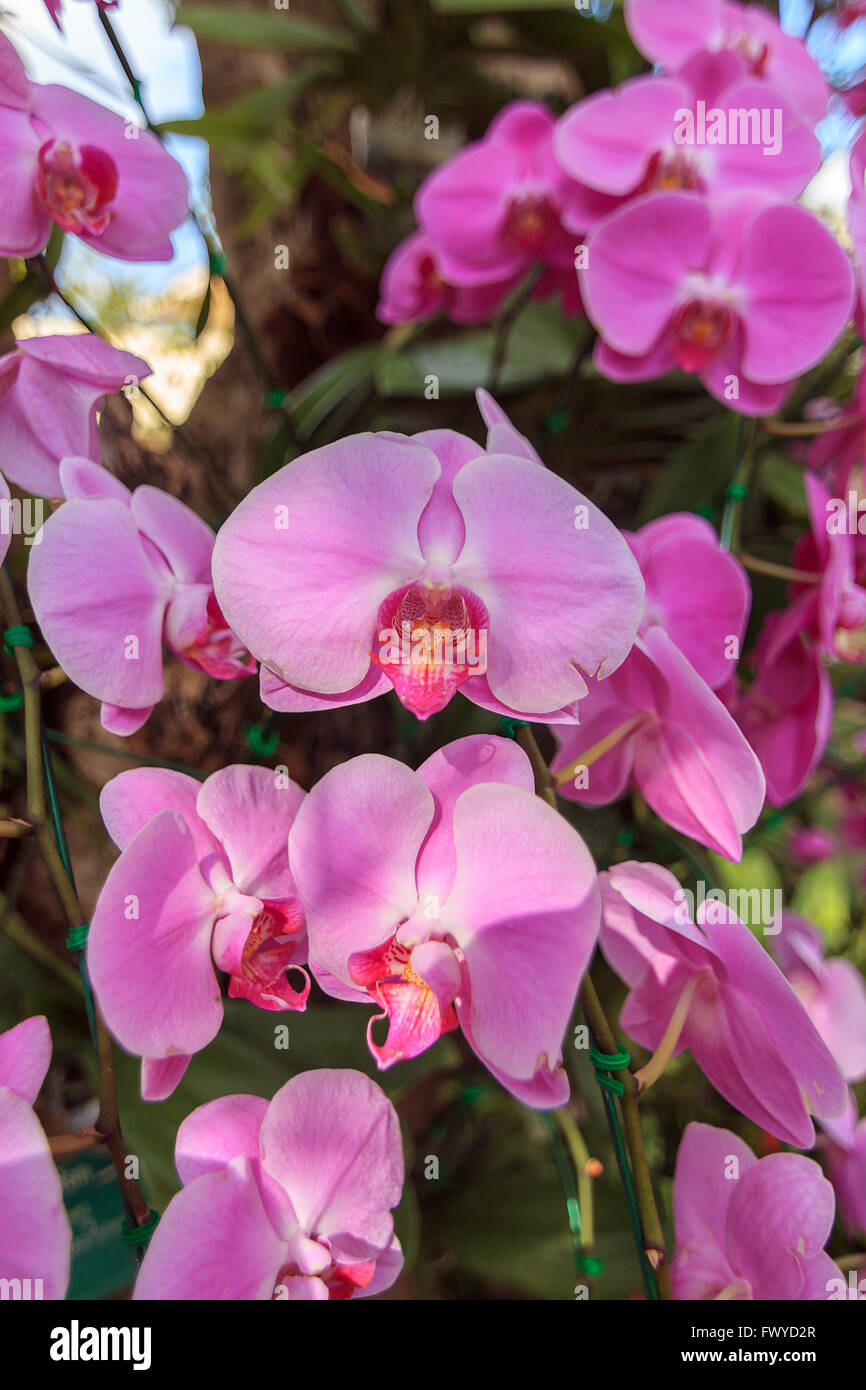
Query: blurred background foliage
1 0 865 1300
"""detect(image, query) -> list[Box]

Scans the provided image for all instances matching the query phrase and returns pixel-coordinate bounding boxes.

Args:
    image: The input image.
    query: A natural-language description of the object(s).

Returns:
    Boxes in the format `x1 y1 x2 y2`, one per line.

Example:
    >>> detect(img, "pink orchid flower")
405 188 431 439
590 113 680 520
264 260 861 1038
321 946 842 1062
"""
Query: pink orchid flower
552 625 765 861
804 370 866 493
626 512 750 689
600 862 847 1147
44 0 118 31
287 734 600 1108
88 763 308 1100
0 32 187 261
133 1070 404 1300
28 458 255 735
819 1094 866 1240
212 392 643 723
0 333 149 498
786 472 866 663
377 231 517 325
731 605 832 807
555 74 819 234
624 0 829 126
0 1016 71 1300
581 190 854 417
672 1122 841 1300
771 913 866 1084
413 101 584 288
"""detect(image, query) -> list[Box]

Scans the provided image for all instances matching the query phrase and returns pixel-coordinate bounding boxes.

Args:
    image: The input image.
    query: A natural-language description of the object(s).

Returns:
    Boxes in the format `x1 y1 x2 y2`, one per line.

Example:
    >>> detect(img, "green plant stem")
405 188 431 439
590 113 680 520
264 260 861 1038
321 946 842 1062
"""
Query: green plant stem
97 9 302 449
516 720 672 1299
487 264 544 392
0 569 151 1231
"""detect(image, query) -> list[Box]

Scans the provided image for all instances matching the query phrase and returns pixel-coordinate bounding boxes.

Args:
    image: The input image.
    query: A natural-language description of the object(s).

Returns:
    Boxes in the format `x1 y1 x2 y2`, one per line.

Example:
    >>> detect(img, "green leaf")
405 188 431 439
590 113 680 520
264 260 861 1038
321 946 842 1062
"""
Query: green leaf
158 69 332 147
375 300 582 397
290 343 381 440
709 848 783 938
638 411 741 523
758 449 808 519
791 862 851 949
179 6 357 53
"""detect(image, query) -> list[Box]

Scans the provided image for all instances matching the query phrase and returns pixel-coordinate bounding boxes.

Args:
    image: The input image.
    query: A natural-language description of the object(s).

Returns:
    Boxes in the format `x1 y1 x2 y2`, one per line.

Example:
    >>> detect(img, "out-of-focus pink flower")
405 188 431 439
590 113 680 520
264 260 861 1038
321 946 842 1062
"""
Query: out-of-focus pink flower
0 32 187 261
414 101 584 287
804 372 866 494
771 913 866 1083
552 626 765 861
88 763 308 1100
377 231 516 325
0 333 149 497
213 392 643 724
732 606 832 807
581 191 853 417
819 1094 866 1239
0 1016 71 1299
789 827 837 864
43 0 118 31
555 74 818 232
600 862 847 1146
133 1070 404 1300
786 473 866 663
672 1122 841 1300
624 0 829 125
626 512 750 689
28 459 255 734
288 735 600 1108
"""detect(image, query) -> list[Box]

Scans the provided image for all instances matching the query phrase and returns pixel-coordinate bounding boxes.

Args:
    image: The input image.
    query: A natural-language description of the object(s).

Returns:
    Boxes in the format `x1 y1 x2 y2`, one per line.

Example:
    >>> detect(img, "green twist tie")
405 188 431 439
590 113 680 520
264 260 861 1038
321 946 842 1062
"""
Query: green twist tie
579 1255 603 1277
65 923 89 952
726 483 749 500
131 78 143 106
0 692 23 712
546 409 572 434
265 389 288 409
616 827 636 847
122 1210 159 1247
209 251 227 278
589 1045 631 1098
246 722 279 757
497 717 528 740
696 504 716 521
4 625 33 653
458 1082 486 1109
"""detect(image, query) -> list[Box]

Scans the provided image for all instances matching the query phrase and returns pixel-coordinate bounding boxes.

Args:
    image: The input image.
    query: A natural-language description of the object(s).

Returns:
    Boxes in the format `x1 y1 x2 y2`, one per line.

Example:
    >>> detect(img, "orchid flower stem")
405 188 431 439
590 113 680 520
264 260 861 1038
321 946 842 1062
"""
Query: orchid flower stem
487 264 544 392
554 1108 596 1250
97 10 302 449
553 714 648 790
633 975 700 1093
515 722 672 1299
738 553 822 585
762 414 858 438
0 567 152 1237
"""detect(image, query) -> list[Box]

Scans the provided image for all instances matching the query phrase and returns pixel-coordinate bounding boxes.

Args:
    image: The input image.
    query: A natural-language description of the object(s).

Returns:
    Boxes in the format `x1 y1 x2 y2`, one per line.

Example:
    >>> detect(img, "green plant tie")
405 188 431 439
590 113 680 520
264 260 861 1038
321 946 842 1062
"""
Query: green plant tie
246 721 280 757
497 716 528 740
209 251 227 278
589 1045 630 1097
65 923 89 953
0 692 23 711
4 625 33 653
265 388 289 409
122 1210 160 1247
726 482 749 500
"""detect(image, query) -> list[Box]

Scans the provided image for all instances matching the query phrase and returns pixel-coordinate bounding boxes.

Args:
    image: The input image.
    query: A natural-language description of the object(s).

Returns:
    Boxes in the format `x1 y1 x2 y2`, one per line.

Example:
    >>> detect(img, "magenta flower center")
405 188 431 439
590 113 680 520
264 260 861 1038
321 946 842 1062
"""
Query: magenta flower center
725 28 771 76
505 192 558 251
371 580 489 719
179 592 255 680
36 140 118 236
670 298 736 373
348 933 460 1066
225 899 308 1011
643 149 702 193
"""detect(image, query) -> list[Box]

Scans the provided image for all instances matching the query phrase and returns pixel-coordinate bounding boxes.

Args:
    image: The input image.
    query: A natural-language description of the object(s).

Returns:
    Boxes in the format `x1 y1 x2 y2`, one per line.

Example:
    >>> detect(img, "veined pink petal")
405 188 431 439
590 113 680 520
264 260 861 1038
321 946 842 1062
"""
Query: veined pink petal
88 810 222 1061
0 1016 51 1103
258 1070 403 1262
175 1094 269 1185
672 1121 753 1301
0 1088 71 1300
133 1158 288 1300
196 765 305 902
99 768 213 855
213 434 439 696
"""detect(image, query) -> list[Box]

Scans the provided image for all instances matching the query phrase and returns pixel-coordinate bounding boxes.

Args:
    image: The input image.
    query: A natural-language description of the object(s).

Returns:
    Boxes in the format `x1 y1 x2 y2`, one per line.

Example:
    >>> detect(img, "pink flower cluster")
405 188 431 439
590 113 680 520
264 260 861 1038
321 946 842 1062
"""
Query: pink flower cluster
379 0 855 417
